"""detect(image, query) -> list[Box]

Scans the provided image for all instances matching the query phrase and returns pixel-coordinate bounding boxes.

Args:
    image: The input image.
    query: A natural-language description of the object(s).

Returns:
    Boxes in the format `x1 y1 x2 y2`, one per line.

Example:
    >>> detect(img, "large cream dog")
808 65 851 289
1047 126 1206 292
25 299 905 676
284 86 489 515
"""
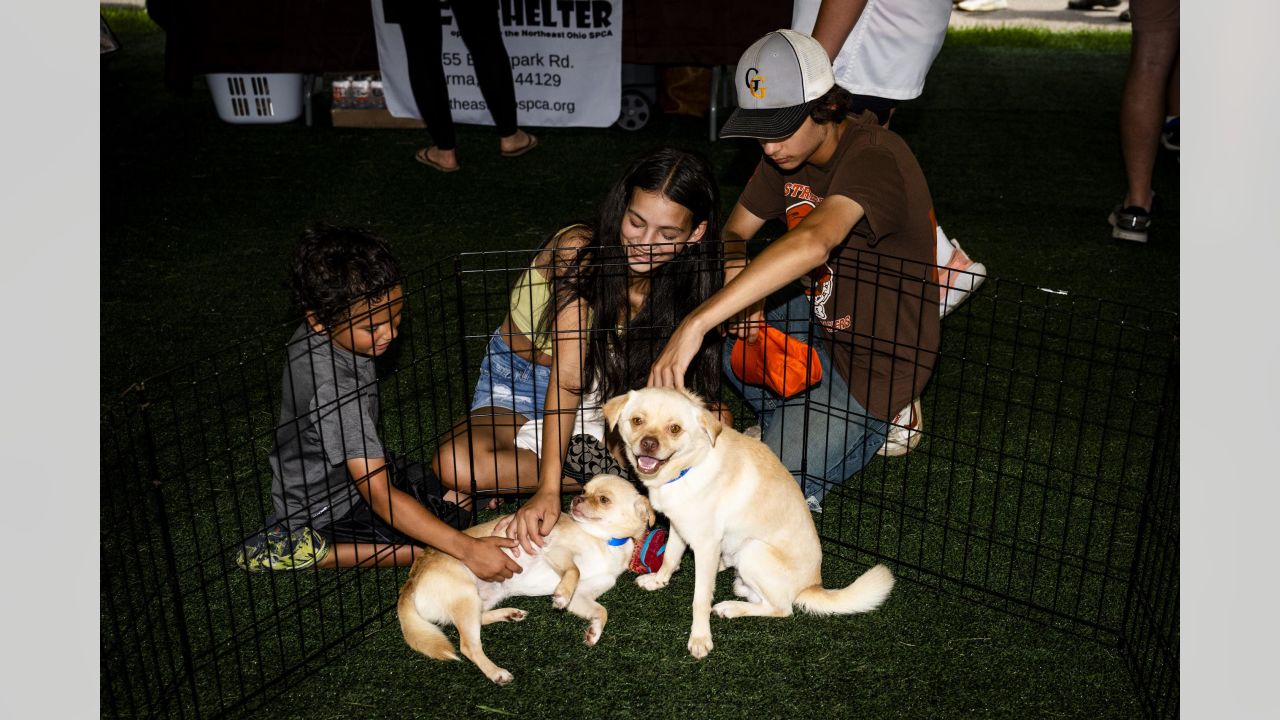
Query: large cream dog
603 387 894 659
397 474 654 684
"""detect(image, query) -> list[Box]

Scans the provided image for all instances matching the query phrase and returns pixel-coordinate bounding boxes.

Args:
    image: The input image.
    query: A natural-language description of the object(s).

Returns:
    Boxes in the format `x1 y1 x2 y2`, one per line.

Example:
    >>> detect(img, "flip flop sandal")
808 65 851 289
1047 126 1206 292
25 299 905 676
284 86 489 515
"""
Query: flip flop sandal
500 134 539 158
414 147 460 173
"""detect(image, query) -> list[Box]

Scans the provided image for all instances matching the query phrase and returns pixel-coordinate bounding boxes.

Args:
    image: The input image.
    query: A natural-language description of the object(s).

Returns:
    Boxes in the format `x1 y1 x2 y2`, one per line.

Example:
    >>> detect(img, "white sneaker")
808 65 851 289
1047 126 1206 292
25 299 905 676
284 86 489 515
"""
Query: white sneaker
937 230 987 319
957 0 1009 11
877 397 923 457
806 495 823 513
743 425 763 441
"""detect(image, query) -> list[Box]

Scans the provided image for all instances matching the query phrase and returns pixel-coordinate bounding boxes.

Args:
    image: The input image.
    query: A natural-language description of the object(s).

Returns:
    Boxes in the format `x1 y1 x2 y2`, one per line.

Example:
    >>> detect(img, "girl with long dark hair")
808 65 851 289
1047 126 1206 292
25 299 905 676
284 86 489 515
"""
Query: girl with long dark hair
432 146 726 548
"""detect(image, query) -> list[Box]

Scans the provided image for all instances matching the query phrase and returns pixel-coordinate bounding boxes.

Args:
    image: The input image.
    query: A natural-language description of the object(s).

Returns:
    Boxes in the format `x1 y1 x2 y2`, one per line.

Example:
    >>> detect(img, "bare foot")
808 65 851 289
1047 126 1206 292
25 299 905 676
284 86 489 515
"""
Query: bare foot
415 146 460 172
442 489 473 510
499 130 538 157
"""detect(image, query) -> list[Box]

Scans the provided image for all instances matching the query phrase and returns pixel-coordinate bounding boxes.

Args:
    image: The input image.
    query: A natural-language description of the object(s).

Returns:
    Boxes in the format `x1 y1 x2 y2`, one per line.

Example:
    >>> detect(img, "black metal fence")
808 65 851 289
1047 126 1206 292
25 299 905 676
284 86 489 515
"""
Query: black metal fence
101 250 1178 718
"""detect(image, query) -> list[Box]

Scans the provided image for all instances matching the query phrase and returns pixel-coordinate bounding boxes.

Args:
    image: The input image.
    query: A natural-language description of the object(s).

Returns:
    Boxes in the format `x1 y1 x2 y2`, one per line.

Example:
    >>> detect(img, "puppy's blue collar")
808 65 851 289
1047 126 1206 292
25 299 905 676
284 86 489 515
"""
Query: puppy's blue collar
665 466 691 485
607 536 630 546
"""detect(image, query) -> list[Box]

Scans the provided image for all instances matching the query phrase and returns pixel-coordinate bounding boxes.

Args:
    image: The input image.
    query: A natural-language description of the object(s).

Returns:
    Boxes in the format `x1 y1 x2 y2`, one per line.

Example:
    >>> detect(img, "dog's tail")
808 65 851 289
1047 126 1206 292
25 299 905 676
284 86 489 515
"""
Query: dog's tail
397 587 458 661
795 563 894 616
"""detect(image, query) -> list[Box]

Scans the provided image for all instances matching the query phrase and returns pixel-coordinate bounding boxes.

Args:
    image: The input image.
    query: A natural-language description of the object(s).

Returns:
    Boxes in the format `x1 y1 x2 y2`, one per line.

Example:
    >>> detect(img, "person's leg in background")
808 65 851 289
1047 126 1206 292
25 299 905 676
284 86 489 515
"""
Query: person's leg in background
395 1 461 171
1161 51 1180 151
449 0 538 157
1111 0 1179 242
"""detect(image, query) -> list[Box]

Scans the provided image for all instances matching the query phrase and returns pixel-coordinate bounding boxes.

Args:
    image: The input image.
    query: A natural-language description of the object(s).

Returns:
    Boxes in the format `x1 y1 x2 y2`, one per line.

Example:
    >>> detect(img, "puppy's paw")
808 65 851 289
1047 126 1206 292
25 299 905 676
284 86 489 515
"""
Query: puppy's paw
494 608 528 623
488 668 514 686
687 633 714 659
635 573 669 591
584 619 603 647
552 591 570 610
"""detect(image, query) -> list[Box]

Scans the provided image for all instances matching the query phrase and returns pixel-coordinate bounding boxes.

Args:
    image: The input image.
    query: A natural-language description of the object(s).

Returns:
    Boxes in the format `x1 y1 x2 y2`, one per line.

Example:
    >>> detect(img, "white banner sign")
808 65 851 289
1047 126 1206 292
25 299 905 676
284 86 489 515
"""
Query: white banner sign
372 1 622 128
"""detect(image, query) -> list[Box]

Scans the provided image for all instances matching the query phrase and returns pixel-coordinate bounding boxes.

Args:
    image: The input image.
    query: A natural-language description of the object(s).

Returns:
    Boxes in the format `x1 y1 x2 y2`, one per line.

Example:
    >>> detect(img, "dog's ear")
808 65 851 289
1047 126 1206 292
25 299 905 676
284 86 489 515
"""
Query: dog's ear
602 391 634 431
698 408 723 447
635 495 656 528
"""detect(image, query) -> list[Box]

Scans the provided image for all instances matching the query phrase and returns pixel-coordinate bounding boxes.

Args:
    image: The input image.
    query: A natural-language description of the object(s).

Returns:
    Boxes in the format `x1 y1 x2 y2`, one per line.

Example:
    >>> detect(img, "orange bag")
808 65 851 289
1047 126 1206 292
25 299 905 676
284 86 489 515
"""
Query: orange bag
729 325 823 398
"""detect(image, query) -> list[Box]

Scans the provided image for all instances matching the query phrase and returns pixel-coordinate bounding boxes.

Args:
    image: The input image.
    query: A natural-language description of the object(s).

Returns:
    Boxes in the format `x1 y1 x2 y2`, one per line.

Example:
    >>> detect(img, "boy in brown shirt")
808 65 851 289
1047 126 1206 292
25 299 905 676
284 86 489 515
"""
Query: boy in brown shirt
649 29 941 511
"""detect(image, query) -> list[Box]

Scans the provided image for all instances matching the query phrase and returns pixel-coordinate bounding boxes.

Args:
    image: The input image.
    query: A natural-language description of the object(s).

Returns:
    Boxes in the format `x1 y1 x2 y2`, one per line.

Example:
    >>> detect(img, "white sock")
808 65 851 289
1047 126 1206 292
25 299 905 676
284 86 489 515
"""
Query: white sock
935 225 955 266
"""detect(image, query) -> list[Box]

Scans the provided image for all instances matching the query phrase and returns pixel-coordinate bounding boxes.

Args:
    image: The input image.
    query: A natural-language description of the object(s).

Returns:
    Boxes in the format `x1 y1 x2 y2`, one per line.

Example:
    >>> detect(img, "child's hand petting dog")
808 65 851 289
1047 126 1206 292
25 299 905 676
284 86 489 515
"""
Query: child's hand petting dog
459 535 522 582
494 489 562 555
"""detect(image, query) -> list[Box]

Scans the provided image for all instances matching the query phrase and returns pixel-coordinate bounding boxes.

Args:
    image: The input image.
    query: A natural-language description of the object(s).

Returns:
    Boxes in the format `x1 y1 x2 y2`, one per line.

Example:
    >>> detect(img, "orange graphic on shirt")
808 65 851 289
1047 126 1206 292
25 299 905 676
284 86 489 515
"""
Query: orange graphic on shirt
786 200 815 230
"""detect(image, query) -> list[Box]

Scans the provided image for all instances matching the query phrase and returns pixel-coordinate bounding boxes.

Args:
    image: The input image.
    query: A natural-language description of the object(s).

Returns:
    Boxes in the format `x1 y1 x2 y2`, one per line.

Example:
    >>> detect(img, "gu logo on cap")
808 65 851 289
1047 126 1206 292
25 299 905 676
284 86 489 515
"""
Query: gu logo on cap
719 29 835 141
744 68 766 99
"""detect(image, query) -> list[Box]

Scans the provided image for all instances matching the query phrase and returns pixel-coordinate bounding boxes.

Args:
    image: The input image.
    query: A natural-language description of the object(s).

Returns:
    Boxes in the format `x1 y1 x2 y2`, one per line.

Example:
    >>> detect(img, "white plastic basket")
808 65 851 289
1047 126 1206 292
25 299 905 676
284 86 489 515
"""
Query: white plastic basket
206 73 304 125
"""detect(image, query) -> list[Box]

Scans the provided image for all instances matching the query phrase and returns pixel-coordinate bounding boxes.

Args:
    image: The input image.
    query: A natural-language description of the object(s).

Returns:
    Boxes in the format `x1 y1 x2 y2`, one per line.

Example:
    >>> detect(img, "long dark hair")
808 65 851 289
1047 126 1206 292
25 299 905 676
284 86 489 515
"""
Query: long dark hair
541 146 724 403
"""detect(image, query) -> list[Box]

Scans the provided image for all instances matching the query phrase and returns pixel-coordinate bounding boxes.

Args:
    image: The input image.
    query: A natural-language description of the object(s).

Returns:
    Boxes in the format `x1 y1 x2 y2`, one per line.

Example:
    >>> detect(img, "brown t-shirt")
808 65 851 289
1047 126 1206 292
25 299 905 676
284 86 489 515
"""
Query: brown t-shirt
738 111 941 420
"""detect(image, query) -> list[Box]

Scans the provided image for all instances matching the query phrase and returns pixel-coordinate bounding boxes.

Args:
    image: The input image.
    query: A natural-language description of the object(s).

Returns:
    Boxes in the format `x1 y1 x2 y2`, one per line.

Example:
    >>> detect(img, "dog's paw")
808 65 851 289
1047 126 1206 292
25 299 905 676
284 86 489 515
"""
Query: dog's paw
488 668 514 686
488 604 529 622
584 619 603 647
552 592 570 610
635 573 669 591
687 633 714 659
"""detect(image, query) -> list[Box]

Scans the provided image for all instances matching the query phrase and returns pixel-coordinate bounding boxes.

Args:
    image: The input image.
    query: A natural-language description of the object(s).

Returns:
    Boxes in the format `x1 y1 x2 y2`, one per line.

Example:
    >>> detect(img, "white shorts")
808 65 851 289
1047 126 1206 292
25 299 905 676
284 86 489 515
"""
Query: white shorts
514 390 606 456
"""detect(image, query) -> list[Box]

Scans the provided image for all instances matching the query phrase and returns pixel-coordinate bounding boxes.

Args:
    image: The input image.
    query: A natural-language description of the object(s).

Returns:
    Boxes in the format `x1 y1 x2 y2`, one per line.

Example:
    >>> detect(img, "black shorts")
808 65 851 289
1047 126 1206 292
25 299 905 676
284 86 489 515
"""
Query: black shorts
315 455 471 545
849 94 897 126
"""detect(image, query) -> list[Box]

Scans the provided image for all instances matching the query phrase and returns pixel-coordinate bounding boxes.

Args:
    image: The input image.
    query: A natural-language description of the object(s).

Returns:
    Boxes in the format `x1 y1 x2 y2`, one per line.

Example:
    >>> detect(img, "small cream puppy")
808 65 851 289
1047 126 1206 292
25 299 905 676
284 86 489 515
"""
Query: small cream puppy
397 474 654 684
603 387 894 659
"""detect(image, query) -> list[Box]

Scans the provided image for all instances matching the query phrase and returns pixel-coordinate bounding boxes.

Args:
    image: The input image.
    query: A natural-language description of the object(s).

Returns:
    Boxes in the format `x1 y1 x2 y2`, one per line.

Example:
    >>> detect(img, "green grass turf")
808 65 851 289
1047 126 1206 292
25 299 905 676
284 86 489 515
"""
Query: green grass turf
101 10 1176 719
945 26 1132 52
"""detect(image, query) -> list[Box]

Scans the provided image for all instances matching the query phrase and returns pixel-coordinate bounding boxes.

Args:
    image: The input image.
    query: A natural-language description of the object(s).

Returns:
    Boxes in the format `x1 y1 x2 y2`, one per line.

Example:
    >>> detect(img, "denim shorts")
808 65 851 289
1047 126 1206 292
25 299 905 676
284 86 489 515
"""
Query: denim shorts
470 331 552 420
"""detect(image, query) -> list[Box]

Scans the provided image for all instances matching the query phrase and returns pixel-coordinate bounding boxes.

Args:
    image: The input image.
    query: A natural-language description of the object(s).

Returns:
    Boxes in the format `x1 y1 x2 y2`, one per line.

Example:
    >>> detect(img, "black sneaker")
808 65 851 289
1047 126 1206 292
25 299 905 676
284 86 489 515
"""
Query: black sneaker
563 434 625 484
1109 204 1151 243
1067 0 1120 8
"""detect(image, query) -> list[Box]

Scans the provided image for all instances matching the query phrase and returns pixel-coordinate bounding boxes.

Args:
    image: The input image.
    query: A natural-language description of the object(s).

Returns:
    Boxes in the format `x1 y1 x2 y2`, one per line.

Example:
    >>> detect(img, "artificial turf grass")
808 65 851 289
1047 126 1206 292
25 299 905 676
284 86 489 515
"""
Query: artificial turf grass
945 26 1131 52
102 274 1172 719
101 11 1175 718
103 344 1165 720
101 5 161 35
250 559 1139 720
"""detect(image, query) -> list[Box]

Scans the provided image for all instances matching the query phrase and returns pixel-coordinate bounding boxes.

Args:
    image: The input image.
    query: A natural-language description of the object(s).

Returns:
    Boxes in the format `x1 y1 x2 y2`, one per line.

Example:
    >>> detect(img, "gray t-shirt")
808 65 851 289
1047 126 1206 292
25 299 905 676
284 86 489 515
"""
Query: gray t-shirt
269 324 384 530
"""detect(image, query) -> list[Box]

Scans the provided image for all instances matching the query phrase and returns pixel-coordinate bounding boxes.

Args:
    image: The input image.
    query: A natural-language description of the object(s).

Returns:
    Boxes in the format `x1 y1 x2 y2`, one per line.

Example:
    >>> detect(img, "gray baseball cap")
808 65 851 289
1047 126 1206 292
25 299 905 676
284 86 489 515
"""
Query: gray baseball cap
719 30 835 141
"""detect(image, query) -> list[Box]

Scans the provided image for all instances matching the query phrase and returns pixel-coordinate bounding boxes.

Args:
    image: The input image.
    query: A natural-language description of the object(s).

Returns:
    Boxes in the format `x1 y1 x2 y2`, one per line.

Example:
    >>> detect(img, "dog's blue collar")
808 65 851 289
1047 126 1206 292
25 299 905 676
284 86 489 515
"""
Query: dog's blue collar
665 466 692 485
607 536 630 546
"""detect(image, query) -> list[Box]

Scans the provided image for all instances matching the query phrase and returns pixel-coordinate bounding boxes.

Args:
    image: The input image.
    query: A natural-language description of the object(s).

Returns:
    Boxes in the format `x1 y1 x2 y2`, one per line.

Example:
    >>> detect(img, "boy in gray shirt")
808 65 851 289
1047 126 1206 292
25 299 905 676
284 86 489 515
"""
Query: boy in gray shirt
237 225 521 581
